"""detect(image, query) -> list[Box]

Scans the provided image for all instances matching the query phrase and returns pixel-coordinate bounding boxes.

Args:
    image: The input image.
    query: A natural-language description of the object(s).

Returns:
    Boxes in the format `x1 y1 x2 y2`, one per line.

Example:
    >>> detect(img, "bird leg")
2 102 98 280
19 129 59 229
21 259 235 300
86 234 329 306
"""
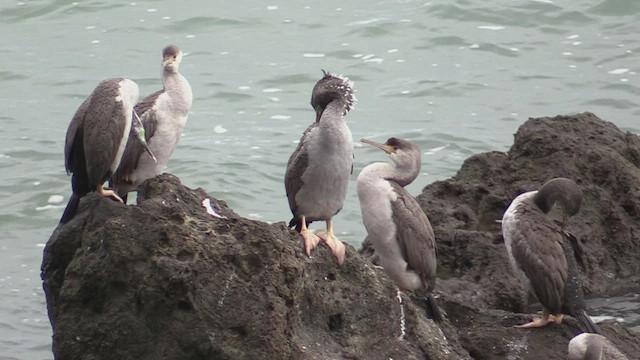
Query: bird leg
316 218 346 266
515 308 560 329
300 216 322 257
97 183 124 203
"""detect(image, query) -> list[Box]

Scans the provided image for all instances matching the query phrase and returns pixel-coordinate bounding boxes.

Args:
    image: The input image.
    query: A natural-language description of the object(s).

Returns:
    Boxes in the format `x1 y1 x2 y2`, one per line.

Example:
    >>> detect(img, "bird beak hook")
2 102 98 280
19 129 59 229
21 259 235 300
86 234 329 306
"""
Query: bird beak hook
361 138 394 154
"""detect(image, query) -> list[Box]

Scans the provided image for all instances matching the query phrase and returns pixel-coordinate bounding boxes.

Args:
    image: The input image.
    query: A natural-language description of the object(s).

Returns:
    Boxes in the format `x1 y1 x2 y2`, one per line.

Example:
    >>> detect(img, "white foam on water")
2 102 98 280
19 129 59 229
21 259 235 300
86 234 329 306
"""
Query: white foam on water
608 68 629 75
478 25 505 31
48 195 64 204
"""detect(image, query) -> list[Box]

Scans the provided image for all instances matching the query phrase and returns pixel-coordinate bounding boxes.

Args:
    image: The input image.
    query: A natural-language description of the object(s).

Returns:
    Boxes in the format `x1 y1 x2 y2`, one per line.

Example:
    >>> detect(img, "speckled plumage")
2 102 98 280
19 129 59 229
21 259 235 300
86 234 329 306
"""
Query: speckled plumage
112 45 193 200
284 71 355 265
502 177 600 333
61 78 139 224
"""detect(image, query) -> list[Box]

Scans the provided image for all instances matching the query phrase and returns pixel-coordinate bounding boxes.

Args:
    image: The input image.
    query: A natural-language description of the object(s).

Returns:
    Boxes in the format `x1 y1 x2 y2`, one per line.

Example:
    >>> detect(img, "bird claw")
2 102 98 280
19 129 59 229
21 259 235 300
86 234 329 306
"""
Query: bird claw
317 231 346 266
301 229 322 257
98 187 124 203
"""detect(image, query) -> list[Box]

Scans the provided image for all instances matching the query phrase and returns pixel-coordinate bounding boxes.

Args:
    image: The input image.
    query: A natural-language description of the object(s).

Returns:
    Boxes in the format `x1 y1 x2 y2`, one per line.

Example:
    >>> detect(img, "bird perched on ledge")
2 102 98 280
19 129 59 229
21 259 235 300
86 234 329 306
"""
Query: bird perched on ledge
357 137 442 323
111 45 193 202
61 78 144 224
285 71 356 266
501 177 601 334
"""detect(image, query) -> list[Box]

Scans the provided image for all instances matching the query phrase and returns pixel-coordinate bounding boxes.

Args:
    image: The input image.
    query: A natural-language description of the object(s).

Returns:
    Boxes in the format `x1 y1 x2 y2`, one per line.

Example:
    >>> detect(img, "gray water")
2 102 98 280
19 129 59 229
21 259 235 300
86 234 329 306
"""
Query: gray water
2 0 640 358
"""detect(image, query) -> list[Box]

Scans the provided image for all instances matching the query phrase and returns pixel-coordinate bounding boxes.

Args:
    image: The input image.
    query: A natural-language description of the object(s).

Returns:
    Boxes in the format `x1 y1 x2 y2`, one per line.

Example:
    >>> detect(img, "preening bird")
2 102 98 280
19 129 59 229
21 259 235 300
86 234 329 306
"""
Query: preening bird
501 177 601 333
60 78 141 224
111 45 193 202
284 71 356 266
357 137 442 322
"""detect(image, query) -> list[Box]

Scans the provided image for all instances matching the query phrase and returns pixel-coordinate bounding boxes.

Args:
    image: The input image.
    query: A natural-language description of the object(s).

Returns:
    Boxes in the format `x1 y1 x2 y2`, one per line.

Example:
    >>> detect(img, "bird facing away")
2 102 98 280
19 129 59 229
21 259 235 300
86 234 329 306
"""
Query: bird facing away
284 71 356 266
501 177 601 333
111 45 193 202
357 137 442 323
60 78 140 224
568 333 629 360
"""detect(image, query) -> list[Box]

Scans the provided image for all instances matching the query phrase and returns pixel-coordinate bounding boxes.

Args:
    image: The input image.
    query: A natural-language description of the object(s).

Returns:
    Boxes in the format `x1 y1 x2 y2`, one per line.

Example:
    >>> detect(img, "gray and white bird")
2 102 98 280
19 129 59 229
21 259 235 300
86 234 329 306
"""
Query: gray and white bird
501 177 600 333
357 137 442 322
284 71 356 266
60 78 141 224
112 45 193 202
568 333 629 360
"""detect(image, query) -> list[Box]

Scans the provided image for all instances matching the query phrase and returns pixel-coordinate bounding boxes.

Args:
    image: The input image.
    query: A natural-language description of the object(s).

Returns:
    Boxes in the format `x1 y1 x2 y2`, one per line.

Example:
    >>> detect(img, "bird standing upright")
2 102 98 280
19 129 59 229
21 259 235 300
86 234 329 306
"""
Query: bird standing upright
112 45 193 202
284 71 356 266
60 78 140 224
501 177 601 333
357 137 442 322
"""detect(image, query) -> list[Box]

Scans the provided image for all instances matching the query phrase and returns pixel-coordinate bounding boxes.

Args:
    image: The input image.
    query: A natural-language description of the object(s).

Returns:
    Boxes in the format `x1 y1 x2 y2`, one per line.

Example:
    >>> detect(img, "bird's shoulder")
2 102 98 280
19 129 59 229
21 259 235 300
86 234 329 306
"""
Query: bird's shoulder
134 89 163 116
64 96 92 173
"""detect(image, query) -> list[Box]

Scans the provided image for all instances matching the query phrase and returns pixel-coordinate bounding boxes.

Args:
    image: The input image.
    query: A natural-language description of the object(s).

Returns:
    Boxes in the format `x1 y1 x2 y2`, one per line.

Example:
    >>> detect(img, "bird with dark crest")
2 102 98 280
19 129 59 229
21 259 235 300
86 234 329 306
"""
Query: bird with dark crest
111 45 193 202
357 137 443 323
61 78 146 224
501 177 601 333
284 70 356 265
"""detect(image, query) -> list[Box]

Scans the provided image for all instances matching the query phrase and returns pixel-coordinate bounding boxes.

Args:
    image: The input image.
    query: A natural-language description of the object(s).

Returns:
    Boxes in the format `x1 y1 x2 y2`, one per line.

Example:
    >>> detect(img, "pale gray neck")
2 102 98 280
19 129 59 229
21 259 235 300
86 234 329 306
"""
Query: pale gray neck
360 161 415 188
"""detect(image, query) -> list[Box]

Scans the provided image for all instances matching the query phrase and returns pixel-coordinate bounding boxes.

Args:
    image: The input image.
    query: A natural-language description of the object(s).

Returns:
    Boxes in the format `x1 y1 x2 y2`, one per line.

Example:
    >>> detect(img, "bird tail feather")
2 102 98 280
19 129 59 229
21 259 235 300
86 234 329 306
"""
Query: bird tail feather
288 218 301 231
60 193 80 224
425 293 444 323
576 310 602 334
288 217 311 232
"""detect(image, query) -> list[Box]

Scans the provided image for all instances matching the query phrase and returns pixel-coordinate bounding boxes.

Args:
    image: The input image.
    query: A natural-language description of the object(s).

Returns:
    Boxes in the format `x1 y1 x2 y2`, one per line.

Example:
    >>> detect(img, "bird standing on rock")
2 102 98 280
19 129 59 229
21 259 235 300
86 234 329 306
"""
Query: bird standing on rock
357 137 442 322
60 78 146 224
112 45 193 203
284 71 356 266
501 177 601 333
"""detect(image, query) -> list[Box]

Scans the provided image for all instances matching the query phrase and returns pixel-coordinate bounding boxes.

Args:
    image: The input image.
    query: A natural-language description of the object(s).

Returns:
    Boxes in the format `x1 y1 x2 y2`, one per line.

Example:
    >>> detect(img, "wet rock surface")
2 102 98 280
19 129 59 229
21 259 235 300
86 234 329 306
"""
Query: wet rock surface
42 113 639 359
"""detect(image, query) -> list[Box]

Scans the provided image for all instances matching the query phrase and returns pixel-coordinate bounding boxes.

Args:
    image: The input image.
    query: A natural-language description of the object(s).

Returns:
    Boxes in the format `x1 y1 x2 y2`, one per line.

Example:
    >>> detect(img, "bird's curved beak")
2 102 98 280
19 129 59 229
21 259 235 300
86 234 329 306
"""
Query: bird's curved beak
361 138 394 154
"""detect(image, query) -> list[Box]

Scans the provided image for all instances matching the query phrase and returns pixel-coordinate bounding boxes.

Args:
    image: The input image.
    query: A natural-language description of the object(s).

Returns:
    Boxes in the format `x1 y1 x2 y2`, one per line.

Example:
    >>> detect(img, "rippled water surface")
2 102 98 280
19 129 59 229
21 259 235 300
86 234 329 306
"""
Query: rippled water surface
2 0 640 357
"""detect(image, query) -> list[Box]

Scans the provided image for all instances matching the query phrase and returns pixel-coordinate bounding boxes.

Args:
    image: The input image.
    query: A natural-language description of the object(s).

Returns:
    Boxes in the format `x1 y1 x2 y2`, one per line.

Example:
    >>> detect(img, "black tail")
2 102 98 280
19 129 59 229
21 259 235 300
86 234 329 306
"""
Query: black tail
288 217 300 231
288 217 311 232
424 293 444 323
575 310 602 334
60 193 80 224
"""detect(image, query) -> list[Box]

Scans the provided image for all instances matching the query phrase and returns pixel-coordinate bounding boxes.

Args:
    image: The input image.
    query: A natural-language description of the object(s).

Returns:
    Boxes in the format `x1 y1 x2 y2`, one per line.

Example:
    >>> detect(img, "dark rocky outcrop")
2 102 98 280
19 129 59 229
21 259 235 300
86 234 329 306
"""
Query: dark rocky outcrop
42 113 640 359
42 175 467 360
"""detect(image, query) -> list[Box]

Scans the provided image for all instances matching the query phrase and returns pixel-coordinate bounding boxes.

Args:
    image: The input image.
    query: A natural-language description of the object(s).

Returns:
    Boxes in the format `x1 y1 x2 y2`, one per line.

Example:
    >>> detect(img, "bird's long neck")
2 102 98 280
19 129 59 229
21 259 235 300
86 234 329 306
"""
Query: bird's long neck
161 69 193 110
359 162 415 188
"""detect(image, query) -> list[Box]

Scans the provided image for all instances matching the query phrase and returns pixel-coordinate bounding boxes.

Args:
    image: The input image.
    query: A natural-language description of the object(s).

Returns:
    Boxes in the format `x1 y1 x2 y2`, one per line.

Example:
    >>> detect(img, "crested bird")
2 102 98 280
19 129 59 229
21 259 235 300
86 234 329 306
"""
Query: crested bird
284 71 356 266
111 45 193 202
501 177 601 333
60 78 141 224
357 137 442 322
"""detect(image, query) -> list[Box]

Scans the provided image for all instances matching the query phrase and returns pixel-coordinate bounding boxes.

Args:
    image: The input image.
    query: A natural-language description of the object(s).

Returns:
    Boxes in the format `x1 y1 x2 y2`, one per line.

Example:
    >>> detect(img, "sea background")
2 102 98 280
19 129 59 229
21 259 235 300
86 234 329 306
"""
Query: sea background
1 0 639 358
